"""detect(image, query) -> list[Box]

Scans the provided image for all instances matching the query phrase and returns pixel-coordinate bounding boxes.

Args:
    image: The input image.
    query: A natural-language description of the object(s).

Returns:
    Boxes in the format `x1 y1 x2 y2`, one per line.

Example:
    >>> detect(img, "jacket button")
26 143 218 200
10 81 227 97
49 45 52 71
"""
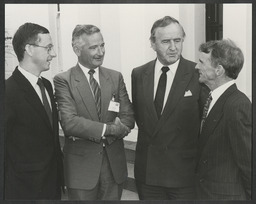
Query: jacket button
199 178 204 183
203 160 208 164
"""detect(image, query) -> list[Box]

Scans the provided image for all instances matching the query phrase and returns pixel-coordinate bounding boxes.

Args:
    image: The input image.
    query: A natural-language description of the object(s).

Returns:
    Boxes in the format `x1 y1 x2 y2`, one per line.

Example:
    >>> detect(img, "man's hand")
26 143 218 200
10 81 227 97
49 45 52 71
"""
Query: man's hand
105 117 131 139
114 117 131 138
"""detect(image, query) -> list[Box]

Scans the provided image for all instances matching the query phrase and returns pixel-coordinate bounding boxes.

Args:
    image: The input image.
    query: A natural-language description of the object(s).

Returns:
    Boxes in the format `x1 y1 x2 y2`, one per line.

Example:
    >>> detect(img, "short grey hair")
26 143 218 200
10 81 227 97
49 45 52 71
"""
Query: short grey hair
72 24 100 49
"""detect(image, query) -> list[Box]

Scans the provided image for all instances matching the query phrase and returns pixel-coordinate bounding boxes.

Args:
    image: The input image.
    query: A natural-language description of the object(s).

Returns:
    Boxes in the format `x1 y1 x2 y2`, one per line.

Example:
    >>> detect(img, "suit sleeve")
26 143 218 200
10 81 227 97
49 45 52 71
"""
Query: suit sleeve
117 73 135 130
227 97 252 199
131 69 139 124
5 86 15 144
53 74 104 143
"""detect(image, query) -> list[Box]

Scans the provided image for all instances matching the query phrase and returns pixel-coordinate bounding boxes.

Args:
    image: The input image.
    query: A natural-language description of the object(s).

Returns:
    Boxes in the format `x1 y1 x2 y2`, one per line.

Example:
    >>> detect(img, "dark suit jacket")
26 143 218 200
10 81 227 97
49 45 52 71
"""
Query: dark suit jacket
195 84 252 200
5 68 64 200
132 56 205 188
53 64 135 190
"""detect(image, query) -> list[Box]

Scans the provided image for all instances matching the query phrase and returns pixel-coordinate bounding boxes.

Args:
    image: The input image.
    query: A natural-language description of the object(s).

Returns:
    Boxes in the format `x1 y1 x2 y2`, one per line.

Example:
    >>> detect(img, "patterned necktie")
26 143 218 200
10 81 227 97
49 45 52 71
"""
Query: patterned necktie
154 66 170 118
37 78 53 126
200 93 212 132
88 69 101 119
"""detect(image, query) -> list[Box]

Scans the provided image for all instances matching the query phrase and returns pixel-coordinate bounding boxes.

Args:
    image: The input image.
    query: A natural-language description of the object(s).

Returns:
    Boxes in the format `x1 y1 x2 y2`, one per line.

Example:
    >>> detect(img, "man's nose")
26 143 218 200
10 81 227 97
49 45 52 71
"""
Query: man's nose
50 48 57 58
168 41 176 50
97 47 104 55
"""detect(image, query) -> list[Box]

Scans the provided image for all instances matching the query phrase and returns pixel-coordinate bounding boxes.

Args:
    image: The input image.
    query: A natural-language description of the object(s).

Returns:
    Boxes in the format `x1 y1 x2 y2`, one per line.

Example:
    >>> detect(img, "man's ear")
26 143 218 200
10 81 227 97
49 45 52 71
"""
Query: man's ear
216 64 225 77
73 46 81 57
150 40 156 51
24 44 33 57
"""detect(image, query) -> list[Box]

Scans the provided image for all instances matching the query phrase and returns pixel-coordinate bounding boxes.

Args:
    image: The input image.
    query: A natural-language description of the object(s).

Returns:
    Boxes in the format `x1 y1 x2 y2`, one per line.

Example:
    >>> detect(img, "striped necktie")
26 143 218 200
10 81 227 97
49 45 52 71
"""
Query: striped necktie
88 69 101 120
200 93 212 132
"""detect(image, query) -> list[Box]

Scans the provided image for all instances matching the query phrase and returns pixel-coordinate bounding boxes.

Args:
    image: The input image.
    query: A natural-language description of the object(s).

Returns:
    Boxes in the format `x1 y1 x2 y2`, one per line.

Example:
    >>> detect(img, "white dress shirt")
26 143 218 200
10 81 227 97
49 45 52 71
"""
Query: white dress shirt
207 80 235 116
154 58 179 113
18 66 52 109
79 62 101 87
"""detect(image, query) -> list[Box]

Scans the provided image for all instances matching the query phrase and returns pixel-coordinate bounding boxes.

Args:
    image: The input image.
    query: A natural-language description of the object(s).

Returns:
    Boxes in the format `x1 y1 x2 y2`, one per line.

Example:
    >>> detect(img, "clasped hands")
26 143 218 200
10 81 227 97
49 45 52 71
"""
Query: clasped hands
105 117 131 139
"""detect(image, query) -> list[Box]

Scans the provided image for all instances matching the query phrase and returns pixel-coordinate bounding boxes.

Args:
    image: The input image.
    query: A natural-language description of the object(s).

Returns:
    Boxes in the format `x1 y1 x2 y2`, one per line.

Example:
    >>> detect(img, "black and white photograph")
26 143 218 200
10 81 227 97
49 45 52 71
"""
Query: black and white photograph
1 1 255 202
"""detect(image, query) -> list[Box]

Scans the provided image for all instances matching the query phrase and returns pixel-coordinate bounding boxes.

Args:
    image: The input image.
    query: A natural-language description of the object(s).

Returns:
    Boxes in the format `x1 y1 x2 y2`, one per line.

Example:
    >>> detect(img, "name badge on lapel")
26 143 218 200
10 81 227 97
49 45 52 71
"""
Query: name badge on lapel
108 94 120 113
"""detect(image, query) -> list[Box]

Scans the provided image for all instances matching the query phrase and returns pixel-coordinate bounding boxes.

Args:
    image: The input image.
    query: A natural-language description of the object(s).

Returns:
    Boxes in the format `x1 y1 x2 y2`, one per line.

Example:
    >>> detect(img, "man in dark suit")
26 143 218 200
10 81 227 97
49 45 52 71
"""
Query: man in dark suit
53 24 135 200
5 23 64 199
132 16 205 200
195 39 251 200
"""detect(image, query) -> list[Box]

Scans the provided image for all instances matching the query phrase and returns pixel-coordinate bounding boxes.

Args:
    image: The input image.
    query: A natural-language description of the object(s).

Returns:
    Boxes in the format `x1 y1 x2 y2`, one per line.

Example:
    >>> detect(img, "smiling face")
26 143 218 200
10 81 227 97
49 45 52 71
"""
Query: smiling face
30 33 56 73
76 32 105 69
151 23 184 66
195 51 217 89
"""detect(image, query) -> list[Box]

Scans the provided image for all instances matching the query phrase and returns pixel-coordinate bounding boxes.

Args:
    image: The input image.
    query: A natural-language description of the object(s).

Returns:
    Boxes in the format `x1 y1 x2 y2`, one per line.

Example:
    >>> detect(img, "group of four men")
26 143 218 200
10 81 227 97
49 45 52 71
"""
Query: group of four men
5 16 251 200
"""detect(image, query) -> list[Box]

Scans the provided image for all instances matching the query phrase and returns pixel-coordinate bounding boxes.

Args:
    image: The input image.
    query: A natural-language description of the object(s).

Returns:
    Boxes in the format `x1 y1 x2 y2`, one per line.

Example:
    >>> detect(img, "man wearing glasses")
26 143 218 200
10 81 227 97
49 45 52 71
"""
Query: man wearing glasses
5 22 64 200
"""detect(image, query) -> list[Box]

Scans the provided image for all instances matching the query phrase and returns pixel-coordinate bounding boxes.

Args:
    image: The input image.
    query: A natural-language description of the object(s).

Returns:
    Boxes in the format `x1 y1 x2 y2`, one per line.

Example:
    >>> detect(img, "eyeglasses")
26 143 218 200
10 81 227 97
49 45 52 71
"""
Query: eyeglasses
29 44 54 53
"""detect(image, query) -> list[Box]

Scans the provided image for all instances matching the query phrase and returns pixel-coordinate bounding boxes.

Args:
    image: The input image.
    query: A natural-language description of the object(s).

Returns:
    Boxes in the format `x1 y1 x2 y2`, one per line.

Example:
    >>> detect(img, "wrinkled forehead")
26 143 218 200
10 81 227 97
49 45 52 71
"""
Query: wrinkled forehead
199 51 212 62
154 23 184 38
81 32 104 45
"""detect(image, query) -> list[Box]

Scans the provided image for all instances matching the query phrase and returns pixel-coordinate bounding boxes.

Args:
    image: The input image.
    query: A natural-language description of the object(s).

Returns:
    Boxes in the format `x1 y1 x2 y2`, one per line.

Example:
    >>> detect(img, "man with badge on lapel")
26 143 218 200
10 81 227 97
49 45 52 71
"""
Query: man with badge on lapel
132 16 206 200
195 39 251 200
53 24 135 200
5 23 64 199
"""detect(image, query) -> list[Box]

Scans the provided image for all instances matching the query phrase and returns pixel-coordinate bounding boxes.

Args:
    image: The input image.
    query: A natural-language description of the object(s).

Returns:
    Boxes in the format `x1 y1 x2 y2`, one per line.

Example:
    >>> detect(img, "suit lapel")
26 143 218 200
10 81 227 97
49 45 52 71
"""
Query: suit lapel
13 68 53 130
163 57 192 118
142 60 158 123
72 65 99 121
99 67 112 122
153 57 193 136
198 84 237 154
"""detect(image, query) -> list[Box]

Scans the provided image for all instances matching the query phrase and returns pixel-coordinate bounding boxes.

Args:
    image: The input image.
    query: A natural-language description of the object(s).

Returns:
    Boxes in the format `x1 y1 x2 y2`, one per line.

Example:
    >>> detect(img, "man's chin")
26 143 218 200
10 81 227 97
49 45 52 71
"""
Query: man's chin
43 66 50 72
94 63 103 67
198 77 204 83
167 56 179 64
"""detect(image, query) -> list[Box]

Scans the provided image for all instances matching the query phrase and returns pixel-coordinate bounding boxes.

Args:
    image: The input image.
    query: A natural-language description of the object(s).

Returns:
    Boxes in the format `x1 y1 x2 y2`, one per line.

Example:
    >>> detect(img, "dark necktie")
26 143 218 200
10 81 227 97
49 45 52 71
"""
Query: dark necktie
88 69 101 119
37 78 53 126
154 66 170 118
200 93 212 132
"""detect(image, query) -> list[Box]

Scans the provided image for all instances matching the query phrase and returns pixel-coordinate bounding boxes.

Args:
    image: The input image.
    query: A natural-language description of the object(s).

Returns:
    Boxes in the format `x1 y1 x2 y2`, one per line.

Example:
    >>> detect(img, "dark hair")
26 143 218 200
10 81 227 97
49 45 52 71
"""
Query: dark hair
72 24 101 48
12 22 49 62
199 39 244 79
150 16 186 42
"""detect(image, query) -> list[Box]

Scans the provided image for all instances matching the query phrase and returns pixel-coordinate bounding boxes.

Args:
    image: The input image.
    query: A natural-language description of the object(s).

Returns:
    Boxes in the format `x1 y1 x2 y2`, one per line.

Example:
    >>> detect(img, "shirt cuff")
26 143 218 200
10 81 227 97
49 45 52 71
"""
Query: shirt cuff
102 124 106 139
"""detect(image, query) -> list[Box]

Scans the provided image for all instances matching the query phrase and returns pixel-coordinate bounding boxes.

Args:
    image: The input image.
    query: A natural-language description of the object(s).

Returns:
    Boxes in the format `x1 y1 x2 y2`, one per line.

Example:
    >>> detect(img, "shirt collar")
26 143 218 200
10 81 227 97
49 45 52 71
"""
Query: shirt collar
211 80 235 101
78 62 99 76
155 58 180 75
18 66 40 88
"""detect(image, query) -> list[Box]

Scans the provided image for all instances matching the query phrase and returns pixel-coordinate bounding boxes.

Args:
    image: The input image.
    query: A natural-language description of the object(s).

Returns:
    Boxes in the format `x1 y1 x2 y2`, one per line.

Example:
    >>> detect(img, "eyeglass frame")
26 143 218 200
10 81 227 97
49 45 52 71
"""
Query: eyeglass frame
28 43 55 53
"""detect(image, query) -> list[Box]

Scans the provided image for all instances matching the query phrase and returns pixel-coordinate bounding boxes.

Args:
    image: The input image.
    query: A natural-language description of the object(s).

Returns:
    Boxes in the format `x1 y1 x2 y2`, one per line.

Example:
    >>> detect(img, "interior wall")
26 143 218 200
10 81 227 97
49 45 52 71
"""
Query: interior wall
223 4 252 100
5 4 51 79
